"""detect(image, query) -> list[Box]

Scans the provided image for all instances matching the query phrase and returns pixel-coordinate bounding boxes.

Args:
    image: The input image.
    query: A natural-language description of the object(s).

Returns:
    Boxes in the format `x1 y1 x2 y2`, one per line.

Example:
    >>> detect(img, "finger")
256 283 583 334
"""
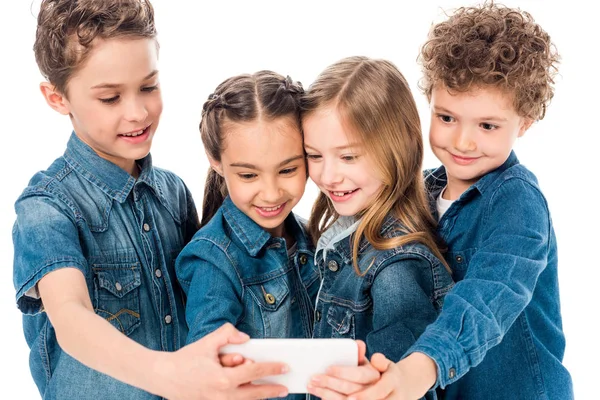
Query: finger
370 353 392 373
204 323 250 351
220 353 244 367
226 361 289 386
307 383 348 400
356 340 367 364
326 364 380 385
309 373 365 395
348 372 396 400
235 382 289 400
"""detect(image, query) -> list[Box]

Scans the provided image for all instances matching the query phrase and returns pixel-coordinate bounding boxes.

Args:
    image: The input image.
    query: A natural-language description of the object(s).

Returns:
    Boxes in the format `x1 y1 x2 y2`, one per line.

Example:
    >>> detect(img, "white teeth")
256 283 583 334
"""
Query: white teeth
260 204 283 212
122 128 145 137
332 190 355 197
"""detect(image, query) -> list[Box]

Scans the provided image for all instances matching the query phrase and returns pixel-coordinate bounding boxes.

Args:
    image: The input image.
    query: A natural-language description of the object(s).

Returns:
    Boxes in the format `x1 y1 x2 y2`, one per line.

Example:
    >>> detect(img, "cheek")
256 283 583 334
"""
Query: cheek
307 163 321 183
148 96 163 116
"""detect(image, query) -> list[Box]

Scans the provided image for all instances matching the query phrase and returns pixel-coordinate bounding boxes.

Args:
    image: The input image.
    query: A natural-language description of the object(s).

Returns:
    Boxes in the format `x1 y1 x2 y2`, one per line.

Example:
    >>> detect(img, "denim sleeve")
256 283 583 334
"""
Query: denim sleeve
408 178 551 388
13 192 88 315
175 238 244 344
366 254 438 362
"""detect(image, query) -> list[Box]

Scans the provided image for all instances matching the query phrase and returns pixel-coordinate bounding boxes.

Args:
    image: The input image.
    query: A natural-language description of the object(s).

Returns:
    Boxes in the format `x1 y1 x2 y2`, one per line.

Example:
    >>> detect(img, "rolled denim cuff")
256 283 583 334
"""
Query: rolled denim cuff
407 328 471 389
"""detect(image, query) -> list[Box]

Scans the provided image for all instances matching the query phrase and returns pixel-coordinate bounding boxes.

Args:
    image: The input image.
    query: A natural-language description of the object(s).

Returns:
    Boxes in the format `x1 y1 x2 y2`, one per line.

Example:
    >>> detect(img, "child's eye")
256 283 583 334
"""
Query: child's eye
100 95 119 104
342 155 358 162
280 167 298 175
141 85 159 93
438 114 455 123
481 122 498 131
238 173 257 180
305 154 322 161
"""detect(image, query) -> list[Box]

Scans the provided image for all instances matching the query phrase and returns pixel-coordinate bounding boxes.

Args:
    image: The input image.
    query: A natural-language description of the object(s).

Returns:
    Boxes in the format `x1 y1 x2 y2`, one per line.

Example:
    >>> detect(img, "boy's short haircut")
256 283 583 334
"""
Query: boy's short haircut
34 0 157 95
419 2 559 121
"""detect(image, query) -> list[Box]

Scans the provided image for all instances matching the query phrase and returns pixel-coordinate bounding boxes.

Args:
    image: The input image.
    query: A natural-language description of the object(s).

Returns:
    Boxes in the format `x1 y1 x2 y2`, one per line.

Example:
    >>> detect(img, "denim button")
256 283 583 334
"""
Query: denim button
155 269 162 278
449 367 456 379
164 315 172 324
115 282 122 292
316 311 321 322
328 260 339 272
455 255 463 263
265 293 276 304
143 223 151 232
299 254 308 265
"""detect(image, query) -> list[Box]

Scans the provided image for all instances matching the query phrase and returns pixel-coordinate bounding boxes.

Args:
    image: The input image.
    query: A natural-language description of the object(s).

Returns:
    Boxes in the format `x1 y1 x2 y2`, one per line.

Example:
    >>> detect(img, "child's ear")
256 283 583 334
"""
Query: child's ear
518 118 534 137
40 82 71 116
206 152 224 176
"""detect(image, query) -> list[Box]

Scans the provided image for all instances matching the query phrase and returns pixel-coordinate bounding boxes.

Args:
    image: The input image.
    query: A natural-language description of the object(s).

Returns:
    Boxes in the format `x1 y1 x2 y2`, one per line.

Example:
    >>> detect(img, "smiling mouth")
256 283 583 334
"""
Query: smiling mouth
257 204 284 212
120 124 150 137
331 189 357 197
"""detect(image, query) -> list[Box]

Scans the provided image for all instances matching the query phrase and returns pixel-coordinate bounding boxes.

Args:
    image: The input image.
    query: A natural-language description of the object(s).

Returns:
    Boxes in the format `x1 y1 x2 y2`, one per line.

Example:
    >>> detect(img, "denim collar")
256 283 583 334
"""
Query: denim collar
221 196 310 257
316 214 399 262
62 132 159 203
426 150 520 200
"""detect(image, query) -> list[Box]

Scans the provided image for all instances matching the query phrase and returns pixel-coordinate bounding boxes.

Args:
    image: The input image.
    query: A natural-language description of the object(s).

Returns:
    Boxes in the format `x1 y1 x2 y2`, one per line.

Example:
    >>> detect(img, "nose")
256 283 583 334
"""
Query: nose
124 96 148 122
260 176 283 204
320 159 343 187
454 127 477 153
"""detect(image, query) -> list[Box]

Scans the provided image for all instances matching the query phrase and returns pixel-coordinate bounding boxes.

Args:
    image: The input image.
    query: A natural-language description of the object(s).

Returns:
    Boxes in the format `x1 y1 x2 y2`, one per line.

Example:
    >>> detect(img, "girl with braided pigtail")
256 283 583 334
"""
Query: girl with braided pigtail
176 71 319 400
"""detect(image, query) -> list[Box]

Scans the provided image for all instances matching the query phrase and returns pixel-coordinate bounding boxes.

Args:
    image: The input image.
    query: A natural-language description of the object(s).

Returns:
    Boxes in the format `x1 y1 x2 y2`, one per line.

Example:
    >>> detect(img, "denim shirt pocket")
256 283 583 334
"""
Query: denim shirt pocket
447 247 477 282
247 276 291 337
326 305 355 339
92 262 142 336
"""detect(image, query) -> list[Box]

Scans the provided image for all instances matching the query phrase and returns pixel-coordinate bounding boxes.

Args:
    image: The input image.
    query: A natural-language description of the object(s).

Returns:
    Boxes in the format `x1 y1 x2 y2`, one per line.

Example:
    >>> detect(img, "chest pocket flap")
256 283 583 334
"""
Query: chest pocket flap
93 263 142 335
247 277 290 312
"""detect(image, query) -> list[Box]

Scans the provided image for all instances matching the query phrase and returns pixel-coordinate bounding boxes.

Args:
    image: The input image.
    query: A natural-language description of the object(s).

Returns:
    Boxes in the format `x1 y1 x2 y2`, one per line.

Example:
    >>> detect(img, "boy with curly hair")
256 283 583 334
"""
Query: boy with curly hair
306 3 573 400
13 1 289 399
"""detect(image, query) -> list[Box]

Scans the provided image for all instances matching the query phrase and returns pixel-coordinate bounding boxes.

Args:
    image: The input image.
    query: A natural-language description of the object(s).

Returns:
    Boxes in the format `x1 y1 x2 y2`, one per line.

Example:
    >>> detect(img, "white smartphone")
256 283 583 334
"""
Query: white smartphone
219 338 359 393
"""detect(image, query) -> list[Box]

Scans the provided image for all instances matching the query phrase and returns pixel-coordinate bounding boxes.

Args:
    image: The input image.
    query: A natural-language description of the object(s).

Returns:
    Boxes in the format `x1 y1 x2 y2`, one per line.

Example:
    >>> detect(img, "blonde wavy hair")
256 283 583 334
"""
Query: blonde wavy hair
302 56 449 275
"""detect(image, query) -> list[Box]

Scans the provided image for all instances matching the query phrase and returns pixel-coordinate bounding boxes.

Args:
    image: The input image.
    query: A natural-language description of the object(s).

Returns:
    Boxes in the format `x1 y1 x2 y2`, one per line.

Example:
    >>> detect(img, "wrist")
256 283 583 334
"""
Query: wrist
403 352 438 391
144 350 174 397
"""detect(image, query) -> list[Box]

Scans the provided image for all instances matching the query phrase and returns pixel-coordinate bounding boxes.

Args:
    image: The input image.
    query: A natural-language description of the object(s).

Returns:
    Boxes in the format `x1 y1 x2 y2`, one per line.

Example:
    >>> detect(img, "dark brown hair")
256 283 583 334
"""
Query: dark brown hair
302 56 449 275
419 2 559 120
34 0 157 95
199 71 304 228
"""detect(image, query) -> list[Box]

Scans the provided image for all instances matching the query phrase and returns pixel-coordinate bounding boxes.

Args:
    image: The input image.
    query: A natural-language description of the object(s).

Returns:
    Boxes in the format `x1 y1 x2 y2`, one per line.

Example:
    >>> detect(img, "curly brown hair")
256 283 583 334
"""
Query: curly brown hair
34 0 157 96
419 2 559 120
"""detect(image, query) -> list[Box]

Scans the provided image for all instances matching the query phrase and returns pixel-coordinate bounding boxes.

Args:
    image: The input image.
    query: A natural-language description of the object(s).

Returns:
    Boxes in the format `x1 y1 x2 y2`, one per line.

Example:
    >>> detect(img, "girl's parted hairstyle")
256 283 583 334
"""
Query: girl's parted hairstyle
302 56 448 275
34 0 157 95
199 71 304 228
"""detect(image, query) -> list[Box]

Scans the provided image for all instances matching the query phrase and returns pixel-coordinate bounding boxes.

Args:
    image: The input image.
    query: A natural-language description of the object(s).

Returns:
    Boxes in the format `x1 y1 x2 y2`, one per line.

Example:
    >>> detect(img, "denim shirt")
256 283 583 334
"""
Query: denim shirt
13 133 199 399
311 215 453 400
408 151 573 400
176 196 320 343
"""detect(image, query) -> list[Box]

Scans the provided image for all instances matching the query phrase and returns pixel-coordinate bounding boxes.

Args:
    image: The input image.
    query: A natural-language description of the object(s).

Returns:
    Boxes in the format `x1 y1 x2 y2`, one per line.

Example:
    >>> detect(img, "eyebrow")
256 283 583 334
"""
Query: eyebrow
230 154 304 169
91 70 159 89
433 106 508 122
304 143 361 151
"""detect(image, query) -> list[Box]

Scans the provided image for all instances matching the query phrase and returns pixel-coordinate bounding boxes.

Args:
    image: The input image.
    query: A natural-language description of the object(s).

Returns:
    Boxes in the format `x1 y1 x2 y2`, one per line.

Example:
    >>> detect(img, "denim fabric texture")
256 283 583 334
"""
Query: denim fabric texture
13 133 199 399
310 215 454 400
176 196 319 400
408 151 573 400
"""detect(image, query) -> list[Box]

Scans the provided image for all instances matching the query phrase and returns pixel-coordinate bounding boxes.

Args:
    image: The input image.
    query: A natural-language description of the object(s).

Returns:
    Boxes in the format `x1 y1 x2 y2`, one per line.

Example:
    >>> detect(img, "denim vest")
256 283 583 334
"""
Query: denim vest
13 133 199 399
176 196 320 342
408 151 573 399
311 215 454 400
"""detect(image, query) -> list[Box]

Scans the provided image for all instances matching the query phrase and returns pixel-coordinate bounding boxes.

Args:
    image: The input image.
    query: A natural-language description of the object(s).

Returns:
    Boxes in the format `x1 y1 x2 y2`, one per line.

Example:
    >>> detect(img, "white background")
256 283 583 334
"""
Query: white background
1 1 597 398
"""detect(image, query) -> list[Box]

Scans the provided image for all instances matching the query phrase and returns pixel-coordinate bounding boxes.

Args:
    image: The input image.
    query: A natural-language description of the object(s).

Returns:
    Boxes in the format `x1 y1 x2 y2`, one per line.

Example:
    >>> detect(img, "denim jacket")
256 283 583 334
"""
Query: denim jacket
408 151 573 400
311 215 453 400
13 133 198 399
176 196 320 343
